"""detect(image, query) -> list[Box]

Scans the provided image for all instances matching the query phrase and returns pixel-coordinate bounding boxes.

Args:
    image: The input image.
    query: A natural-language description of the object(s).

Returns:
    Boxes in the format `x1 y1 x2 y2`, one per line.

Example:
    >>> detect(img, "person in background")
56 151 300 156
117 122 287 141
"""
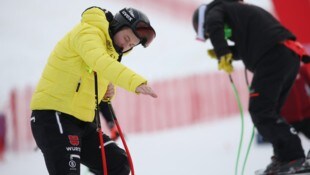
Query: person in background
192 0 310 174
30 6 157 175
0 112 5 161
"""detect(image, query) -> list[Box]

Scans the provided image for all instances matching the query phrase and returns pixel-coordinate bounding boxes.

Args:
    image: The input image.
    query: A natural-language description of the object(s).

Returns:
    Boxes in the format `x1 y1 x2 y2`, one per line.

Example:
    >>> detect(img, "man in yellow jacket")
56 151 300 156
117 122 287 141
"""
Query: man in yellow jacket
30 7 157 175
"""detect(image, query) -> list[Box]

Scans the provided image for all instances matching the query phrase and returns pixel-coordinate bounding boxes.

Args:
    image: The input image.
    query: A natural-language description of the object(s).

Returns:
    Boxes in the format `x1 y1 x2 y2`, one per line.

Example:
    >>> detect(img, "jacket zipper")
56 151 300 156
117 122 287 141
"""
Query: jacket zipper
76 78 81 92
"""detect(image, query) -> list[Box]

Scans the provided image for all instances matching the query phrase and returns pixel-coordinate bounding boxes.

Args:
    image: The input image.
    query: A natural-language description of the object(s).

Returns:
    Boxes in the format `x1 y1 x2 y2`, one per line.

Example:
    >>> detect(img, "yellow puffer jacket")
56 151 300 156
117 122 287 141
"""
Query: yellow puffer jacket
30 7 147 122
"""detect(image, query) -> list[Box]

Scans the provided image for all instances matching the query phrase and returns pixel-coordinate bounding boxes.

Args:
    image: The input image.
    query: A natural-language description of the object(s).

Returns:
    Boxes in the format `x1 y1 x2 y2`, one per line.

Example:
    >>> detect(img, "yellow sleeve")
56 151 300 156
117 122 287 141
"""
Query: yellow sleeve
72 25 147 92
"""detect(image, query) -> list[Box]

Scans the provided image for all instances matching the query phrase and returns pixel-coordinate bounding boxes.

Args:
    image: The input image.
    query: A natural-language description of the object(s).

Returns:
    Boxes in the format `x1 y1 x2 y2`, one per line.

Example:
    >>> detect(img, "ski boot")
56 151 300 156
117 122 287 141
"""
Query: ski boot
295 150 310 174
257 156 305 175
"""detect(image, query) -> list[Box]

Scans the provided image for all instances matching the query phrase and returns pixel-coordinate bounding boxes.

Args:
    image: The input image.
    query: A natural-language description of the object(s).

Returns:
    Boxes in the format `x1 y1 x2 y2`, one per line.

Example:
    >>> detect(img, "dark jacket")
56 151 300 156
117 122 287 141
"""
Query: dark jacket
205 1 295 72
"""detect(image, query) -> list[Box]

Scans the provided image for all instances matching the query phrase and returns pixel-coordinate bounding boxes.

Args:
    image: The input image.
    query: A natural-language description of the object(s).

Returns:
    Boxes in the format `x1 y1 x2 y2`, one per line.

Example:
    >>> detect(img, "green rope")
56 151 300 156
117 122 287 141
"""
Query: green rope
229 75 245 175
229 74 256 175
241 126 255 175
240 83 256 175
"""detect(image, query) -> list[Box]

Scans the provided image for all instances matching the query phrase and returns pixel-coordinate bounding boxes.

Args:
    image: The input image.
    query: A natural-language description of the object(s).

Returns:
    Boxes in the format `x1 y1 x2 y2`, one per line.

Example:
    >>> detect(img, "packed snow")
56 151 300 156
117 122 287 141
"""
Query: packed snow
1 115 309 175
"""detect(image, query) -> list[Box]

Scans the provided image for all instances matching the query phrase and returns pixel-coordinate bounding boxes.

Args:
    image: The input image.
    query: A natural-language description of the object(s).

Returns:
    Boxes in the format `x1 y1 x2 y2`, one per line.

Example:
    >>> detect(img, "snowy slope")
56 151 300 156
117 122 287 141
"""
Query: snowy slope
1 115 309 175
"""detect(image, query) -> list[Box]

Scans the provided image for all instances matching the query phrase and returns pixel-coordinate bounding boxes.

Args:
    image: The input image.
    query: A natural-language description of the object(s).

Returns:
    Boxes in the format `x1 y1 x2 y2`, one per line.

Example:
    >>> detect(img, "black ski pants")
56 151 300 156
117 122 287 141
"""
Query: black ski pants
291 118 310 139
249 44 305 162
30 110 130 175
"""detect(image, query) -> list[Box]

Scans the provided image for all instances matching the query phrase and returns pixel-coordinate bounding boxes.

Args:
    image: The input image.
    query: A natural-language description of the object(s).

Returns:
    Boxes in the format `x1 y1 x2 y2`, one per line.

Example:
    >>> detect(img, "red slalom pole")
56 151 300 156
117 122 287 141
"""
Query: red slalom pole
97 129 108 175
107 101 135 175
94 72 108 175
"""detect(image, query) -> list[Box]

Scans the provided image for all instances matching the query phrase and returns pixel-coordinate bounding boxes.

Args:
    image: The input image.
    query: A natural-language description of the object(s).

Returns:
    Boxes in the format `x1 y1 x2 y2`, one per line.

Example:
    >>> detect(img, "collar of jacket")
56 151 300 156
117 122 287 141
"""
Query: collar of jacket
81 7 120 57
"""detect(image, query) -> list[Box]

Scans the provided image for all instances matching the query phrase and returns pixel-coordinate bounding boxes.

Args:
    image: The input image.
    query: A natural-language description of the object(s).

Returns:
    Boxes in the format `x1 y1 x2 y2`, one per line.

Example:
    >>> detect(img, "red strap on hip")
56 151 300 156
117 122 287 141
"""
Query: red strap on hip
282 40 308 60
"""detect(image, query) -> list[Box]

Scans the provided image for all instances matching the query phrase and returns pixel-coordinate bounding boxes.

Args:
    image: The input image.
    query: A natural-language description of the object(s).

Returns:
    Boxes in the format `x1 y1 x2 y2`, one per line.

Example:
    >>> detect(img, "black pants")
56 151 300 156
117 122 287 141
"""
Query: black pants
30 110 130 175
249 44 305 162
292 118 310 139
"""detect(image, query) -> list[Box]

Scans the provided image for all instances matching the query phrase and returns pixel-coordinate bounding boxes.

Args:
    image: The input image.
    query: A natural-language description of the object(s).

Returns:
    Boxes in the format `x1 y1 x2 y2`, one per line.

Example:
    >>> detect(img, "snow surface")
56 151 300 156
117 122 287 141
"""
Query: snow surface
1 115 309 175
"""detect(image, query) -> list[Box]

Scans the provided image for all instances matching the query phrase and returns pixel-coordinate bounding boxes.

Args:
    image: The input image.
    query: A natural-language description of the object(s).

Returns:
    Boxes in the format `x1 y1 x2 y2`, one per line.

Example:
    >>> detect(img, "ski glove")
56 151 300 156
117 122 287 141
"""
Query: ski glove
218 53 233 74
207 50 234 74
207 49 217 59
